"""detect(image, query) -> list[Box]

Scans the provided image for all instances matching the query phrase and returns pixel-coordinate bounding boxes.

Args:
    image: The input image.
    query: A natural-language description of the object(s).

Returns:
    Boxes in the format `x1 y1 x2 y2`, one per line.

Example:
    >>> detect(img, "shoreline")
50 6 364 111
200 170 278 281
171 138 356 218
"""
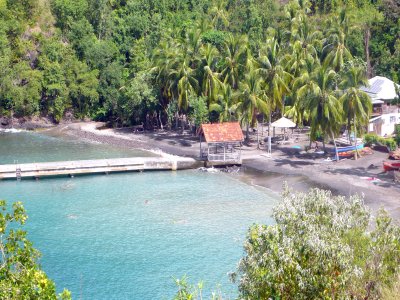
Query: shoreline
8 121 400 220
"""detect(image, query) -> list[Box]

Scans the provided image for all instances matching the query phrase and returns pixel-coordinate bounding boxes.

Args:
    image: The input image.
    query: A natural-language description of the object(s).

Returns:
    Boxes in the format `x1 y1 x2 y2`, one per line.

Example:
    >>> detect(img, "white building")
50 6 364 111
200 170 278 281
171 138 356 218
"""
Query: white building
361 76 400 136
369 113 400 137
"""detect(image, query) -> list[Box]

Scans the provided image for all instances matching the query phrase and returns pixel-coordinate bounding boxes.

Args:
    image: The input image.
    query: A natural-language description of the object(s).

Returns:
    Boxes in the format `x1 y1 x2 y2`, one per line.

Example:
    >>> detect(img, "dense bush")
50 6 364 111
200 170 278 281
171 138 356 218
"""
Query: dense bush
364 133 397 150
234 187 400 299
395 124 400 145
174 187 400 299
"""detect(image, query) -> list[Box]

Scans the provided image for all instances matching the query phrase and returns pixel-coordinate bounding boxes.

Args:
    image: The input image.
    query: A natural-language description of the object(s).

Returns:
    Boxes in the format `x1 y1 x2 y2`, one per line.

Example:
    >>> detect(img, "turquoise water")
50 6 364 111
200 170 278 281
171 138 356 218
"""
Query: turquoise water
0 132 277 299
0 130 154 164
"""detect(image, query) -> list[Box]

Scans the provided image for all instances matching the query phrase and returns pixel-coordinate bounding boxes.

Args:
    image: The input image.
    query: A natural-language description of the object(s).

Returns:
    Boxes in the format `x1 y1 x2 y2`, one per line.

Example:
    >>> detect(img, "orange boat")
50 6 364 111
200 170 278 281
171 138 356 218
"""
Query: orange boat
383 161 400 172
338 151 354 158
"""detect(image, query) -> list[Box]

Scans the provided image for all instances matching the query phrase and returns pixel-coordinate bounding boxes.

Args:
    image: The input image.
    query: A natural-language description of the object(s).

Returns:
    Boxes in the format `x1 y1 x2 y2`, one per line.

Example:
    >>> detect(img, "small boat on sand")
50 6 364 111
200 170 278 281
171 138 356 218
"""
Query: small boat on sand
332 143 364 153
338 151 354 158
383 161 400 172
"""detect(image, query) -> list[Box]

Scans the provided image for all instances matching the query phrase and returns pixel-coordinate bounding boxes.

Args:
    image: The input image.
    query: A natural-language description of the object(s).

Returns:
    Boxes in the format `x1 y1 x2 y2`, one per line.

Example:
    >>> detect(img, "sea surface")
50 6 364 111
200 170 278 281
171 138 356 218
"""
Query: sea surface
0 129 154 164
0 130 277 299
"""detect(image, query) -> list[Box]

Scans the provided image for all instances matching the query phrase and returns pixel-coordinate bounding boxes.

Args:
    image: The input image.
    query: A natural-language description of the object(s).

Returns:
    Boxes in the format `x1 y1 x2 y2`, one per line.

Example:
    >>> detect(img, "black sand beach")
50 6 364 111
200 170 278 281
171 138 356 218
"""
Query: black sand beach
44 121 400 221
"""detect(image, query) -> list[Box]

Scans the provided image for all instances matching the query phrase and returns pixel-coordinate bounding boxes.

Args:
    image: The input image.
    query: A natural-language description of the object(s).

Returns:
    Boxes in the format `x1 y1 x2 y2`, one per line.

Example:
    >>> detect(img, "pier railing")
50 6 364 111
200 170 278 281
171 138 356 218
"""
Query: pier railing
207 152 241 162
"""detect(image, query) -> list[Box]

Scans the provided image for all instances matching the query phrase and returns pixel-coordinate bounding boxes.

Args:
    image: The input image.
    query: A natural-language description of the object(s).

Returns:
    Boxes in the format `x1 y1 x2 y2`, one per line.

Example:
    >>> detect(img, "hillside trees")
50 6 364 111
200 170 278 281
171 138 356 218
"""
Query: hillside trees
0 0 398 131
0 0 99 121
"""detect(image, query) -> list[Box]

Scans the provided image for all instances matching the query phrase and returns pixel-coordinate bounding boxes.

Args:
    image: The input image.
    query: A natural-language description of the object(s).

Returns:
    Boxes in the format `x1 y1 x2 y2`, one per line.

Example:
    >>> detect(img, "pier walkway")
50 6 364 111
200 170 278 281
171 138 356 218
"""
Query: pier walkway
0 157 199 180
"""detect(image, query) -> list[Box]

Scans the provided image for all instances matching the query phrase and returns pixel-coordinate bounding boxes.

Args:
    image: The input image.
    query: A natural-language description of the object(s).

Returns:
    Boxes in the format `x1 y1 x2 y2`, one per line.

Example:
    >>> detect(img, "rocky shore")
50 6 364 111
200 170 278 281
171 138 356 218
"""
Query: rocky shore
0 116 55 130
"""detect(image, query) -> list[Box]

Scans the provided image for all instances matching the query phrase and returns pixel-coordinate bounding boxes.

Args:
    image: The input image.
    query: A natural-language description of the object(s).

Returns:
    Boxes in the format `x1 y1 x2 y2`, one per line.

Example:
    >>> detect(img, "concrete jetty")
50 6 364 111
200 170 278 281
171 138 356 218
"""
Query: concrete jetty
0 157 200 180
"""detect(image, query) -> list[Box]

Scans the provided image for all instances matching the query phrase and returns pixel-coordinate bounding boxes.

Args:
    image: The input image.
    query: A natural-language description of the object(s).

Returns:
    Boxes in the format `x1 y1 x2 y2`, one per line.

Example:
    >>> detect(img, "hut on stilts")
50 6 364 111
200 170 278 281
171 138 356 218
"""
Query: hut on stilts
199 122 244 167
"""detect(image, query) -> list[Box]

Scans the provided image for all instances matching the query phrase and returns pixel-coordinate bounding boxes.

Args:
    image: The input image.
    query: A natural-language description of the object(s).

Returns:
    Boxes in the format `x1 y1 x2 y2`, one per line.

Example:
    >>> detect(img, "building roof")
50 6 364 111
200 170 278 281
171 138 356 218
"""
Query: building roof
200 122 244 143
361 76 400 101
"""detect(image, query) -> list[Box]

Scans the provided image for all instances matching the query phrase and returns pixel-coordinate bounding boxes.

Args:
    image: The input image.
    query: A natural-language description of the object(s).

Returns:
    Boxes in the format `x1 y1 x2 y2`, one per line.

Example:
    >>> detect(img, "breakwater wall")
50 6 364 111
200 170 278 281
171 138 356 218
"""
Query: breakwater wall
0 157 200 180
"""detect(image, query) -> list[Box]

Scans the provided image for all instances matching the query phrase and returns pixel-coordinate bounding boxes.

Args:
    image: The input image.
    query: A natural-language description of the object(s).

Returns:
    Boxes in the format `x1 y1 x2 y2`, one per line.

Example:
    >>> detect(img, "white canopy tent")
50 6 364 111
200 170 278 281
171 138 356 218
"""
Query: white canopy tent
271 117 296 128
264 117 297 156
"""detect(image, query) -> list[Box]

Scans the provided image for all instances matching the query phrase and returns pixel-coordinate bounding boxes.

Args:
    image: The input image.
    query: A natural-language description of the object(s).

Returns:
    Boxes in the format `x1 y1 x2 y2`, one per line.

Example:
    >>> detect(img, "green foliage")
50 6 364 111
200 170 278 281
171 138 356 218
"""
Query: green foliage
395 124 400 145
382 274 400 300
364 133 398 150
384 138 398 150
188 95 209 127
234 187 400 299
0 0 399 132
172 275 223 300
364 133 378 145
51 0 88 31
0 200 71 299
201 30 226 50
119 71 158 125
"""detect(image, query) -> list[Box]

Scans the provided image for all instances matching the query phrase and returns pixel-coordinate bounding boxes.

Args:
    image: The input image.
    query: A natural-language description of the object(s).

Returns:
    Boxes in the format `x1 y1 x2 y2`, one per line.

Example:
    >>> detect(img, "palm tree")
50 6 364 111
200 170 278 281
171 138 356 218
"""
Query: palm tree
297 66 343 158
322 10 353 72
339 64 371 159
284 51 319 127
221 34 249 90
209 83 238 122
286 12 322 77
210 0 229 29
256 38 292 135
199 44 221 104
235 68 269 142
168 60 199 112
152 39 182 109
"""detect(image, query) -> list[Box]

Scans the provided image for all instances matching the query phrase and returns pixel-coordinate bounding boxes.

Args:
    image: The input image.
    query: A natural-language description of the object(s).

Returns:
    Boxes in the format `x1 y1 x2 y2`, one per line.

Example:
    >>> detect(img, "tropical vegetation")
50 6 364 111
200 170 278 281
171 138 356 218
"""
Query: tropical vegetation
0 0 399 146
0 200 71 299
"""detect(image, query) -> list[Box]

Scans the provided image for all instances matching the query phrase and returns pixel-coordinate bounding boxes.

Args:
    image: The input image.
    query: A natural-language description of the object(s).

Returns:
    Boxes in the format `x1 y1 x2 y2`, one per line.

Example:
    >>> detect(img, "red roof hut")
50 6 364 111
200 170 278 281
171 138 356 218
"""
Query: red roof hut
199 122 244 165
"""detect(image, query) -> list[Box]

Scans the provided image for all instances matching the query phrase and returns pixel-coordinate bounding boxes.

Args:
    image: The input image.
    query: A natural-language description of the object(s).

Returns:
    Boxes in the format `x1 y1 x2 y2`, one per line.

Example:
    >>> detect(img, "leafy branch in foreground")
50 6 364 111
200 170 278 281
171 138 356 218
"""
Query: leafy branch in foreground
0 200 71 300
173 275 223 300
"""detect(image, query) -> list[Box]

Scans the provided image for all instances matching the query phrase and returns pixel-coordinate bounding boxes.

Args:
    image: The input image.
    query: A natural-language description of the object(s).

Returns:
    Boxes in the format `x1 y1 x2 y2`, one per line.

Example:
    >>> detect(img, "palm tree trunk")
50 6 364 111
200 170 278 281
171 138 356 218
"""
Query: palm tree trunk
347 118 351 144
322 138 326 153
246 122 250 142
257 122 260 149
268 111 272 136
331 130 339 161
364 26 372 78
354 113 358 160
158 111 163 130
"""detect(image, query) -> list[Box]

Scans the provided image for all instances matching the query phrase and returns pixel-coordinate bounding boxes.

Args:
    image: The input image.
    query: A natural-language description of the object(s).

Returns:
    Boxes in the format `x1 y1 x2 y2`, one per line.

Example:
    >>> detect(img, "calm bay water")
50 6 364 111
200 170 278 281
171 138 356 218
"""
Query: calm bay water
0 130 154 164
0 131 277 299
